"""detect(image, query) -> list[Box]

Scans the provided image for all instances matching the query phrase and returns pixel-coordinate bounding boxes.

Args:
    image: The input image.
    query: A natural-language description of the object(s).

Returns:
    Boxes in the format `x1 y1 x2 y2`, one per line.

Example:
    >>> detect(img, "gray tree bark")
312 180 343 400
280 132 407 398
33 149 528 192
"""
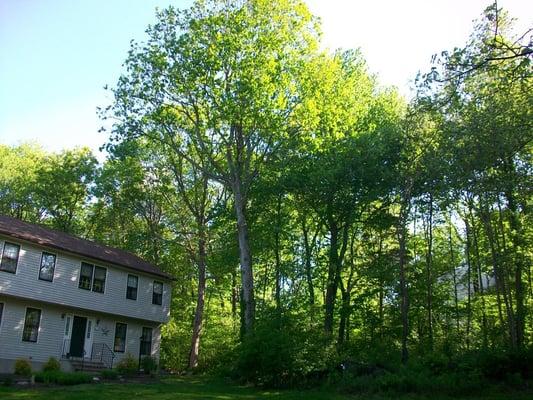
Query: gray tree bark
233 180 255 336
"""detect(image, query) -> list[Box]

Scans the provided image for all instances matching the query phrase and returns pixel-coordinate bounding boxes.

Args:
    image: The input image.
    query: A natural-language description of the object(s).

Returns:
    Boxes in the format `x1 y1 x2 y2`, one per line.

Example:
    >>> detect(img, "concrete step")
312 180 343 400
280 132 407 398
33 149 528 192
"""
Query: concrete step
69 359 106 371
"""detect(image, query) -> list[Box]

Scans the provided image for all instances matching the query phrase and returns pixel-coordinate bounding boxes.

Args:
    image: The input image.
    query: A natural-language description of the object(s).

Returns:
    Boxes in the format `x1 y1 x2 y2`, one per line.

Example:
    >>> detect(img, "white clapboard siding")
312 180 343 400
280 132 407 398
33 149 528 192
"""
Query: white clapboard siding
0 296 161 365
0 237 170 324
0 298 64 363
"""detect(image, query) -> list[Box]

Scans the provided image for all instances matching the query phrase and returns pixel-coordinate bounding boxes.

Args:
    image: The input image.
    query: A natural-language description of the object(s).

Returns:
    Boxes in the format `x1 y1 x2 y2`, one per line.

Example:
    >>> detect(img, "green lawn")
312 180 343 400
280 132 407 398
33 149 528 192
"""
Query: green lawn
0 376 530 400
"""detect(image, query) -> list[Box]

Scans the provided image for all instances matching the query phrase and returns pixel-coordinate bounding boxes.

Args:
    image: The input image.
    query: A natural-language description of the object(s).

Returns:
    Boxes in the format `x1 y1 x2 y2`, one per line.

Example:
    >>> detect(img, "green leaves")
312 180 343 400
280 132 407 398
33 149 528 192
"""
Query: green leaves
0 144 97 233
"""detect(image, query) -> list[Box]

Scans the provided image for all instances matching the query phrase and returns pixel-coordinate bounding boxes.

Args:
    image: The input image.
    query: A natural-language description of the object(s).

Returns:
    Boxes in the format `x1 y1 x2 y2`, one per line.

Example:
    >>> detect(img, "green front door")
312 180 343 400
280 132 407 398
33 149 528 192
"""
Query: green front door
69 316 87 358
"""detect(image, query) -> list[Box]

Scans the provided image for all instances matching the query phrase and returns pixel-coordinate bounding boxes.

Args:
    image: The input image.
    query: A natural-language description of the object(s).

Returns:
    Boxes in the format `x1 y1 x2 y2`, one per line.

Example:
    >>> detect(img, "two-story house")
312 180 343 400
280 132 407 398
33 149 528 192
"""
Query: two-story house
0 215 173 373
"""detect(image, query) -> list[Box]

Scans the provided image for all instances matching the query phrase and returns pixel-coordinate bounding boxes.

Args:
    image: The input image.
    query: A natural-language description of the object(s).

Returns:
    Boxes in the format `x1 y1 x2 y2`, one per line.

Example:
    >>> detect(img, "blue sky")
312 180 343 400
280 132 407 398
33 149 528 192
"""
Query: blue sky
0 0 531 159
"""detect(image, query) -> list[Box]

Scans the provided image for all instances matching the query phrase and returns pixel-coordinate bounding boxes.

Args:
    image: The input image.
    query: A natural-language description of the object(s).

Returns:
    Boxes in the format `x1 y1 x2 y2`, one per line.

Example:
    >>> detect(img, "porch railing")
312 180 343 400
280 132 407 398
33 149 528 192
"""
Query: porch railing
91 342 116 369
61 339 115 369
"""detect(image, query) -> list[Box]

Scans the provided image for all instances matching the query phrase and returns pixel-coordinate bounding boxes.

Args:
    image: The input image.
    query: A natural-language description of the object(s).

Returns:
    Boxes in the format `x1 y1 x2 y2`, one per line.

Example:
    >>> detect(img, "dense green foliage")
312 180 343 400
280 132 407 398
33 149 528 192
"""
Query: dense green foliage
338 348 532 396
141 356 159 374
115 353 139 375
1 0 531 395
13 359 32 377
34 371 92 385
42 357 61 373
100 370 119 380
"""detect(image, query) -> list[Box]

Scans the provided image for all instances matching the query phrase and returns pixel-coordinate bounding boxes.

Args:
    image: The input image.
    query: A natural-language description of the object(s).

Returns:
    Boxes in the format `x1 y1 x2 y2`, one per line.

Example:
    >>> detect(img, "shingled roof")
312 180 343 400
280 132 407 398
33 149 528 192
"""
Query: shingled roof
0 215 173 280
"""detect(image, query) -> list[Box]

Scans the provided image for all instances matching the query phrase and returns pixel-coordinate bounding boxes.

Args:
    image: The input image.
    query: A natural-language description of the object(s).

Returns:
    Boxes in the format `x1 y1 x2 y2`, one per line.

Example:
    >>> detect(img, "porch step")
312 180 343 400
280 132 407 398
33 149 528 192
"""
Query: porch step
69 359 106 372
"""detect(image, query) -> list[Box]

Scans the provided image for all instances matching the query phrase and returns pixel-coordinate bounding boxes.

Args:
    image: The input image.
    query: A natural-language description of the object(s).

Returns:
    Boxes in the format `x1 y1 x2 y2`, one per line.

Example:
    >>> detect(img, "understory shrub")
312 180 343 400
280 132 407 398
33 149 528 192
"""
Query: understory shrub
100 369 118 380
14 359 32 376
336 348 533 396
116 353 138 375
34 371 92 385
2 376 13 386
140 356 158 374
339 366 483 396
42 357 61 372
231 309 335 388
463 348 533 381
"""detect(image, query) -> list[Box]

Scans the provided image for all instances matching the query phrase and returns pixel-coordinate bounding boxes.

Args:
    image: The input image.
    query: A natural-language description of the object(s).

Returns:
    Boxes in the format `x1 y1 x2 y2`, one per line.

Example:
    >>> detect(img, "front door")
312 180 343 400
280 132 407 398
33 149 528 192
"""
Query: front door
70 316 87 358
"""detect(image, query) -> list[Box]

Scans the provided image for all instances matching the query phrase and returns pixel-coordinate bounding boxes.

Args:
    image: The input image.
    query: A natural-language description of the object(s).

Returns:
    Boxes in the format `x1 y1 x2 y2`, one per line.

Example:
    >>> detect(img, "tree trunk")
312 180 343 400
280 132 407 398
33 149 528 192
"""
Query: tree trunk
448 222 460 335
464 218 473 350
188 232 207 370
231 270 238 328
424 195 434 350
480 202 516 348
469 206 488 348
527 266 533 299
505 188 526 349
324 218 349 336
338 288 350 345
324 219 339 335
377 234 385 338
301 217 315 309
338 230 356 346
274 195 282 317
233 180 255 336
397 192 411 364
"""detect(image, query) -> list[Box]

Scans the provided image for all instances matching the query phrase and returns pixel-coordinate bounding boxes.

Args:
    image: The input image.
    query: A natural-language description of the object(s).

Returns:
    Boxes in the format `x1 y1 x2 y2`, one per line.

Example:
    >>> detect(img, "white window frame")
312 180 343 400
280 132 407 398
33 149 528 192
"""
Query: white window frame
126 274 138 301
113 322 128 353
38 251 56 282
78 262 107 294
152 281 163 305
0 241 20 274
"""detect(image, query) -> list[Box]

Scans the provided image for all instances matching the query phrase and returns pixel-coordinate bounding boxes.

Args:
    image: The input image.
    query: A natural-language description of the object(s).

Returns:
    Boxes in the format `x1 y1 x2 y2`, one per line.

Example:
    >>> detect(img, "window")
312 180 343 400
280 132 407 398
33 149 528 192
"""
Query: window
140 327 152 357
0 303 4 328
113 322 127 353
0 242 20 273
92 266 106 293
39 252 56 282
152 281 163 305
78 262 106 293
126 275 138 300
79 263 93 290
22 308 41 342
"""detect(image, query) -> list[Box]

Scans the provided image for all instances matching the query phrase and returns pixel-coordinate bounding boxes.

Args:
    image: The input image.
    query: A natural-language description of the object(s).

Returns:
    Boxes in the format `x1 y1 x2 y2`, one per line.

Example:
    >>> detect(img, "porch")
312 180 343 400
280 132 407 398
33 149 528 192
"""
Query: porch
61 339 115 371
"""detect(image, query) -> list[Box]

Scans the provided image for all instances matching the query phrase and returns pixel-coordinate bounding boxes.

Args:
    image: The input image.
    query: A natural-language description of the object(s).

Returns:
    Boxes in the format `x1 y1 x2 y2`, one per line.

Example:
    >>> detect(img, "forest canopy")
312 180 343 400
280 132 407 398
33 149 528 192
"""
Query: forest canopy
1 0 531 394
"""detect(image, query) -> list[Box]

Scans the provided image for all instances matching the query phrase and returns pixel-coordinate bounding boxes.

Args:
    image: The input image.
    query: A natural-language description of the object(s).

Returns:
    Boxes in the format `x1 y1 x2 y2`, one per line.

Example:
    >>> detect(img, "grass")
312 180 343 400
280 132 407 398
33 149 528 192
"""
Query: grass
0 375 530 400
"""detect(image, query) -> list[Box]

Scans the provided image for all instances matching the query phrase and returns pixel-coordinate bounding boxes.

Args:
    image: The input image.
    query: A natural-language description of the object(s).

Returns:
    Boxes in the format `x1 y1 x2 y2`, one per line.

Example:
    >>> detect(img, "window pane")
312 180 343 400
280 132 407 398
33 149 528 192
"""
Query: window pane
0 303 3 326
1 242 20 273
152 281 163 305
92 266 106 293
126 275 138 300
153 282 163 295
113 323 127 352
22 308 41 342
79 263 93 290
65 316 71 336
39 252 56 281
127 275 138 287
141 327 152 341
